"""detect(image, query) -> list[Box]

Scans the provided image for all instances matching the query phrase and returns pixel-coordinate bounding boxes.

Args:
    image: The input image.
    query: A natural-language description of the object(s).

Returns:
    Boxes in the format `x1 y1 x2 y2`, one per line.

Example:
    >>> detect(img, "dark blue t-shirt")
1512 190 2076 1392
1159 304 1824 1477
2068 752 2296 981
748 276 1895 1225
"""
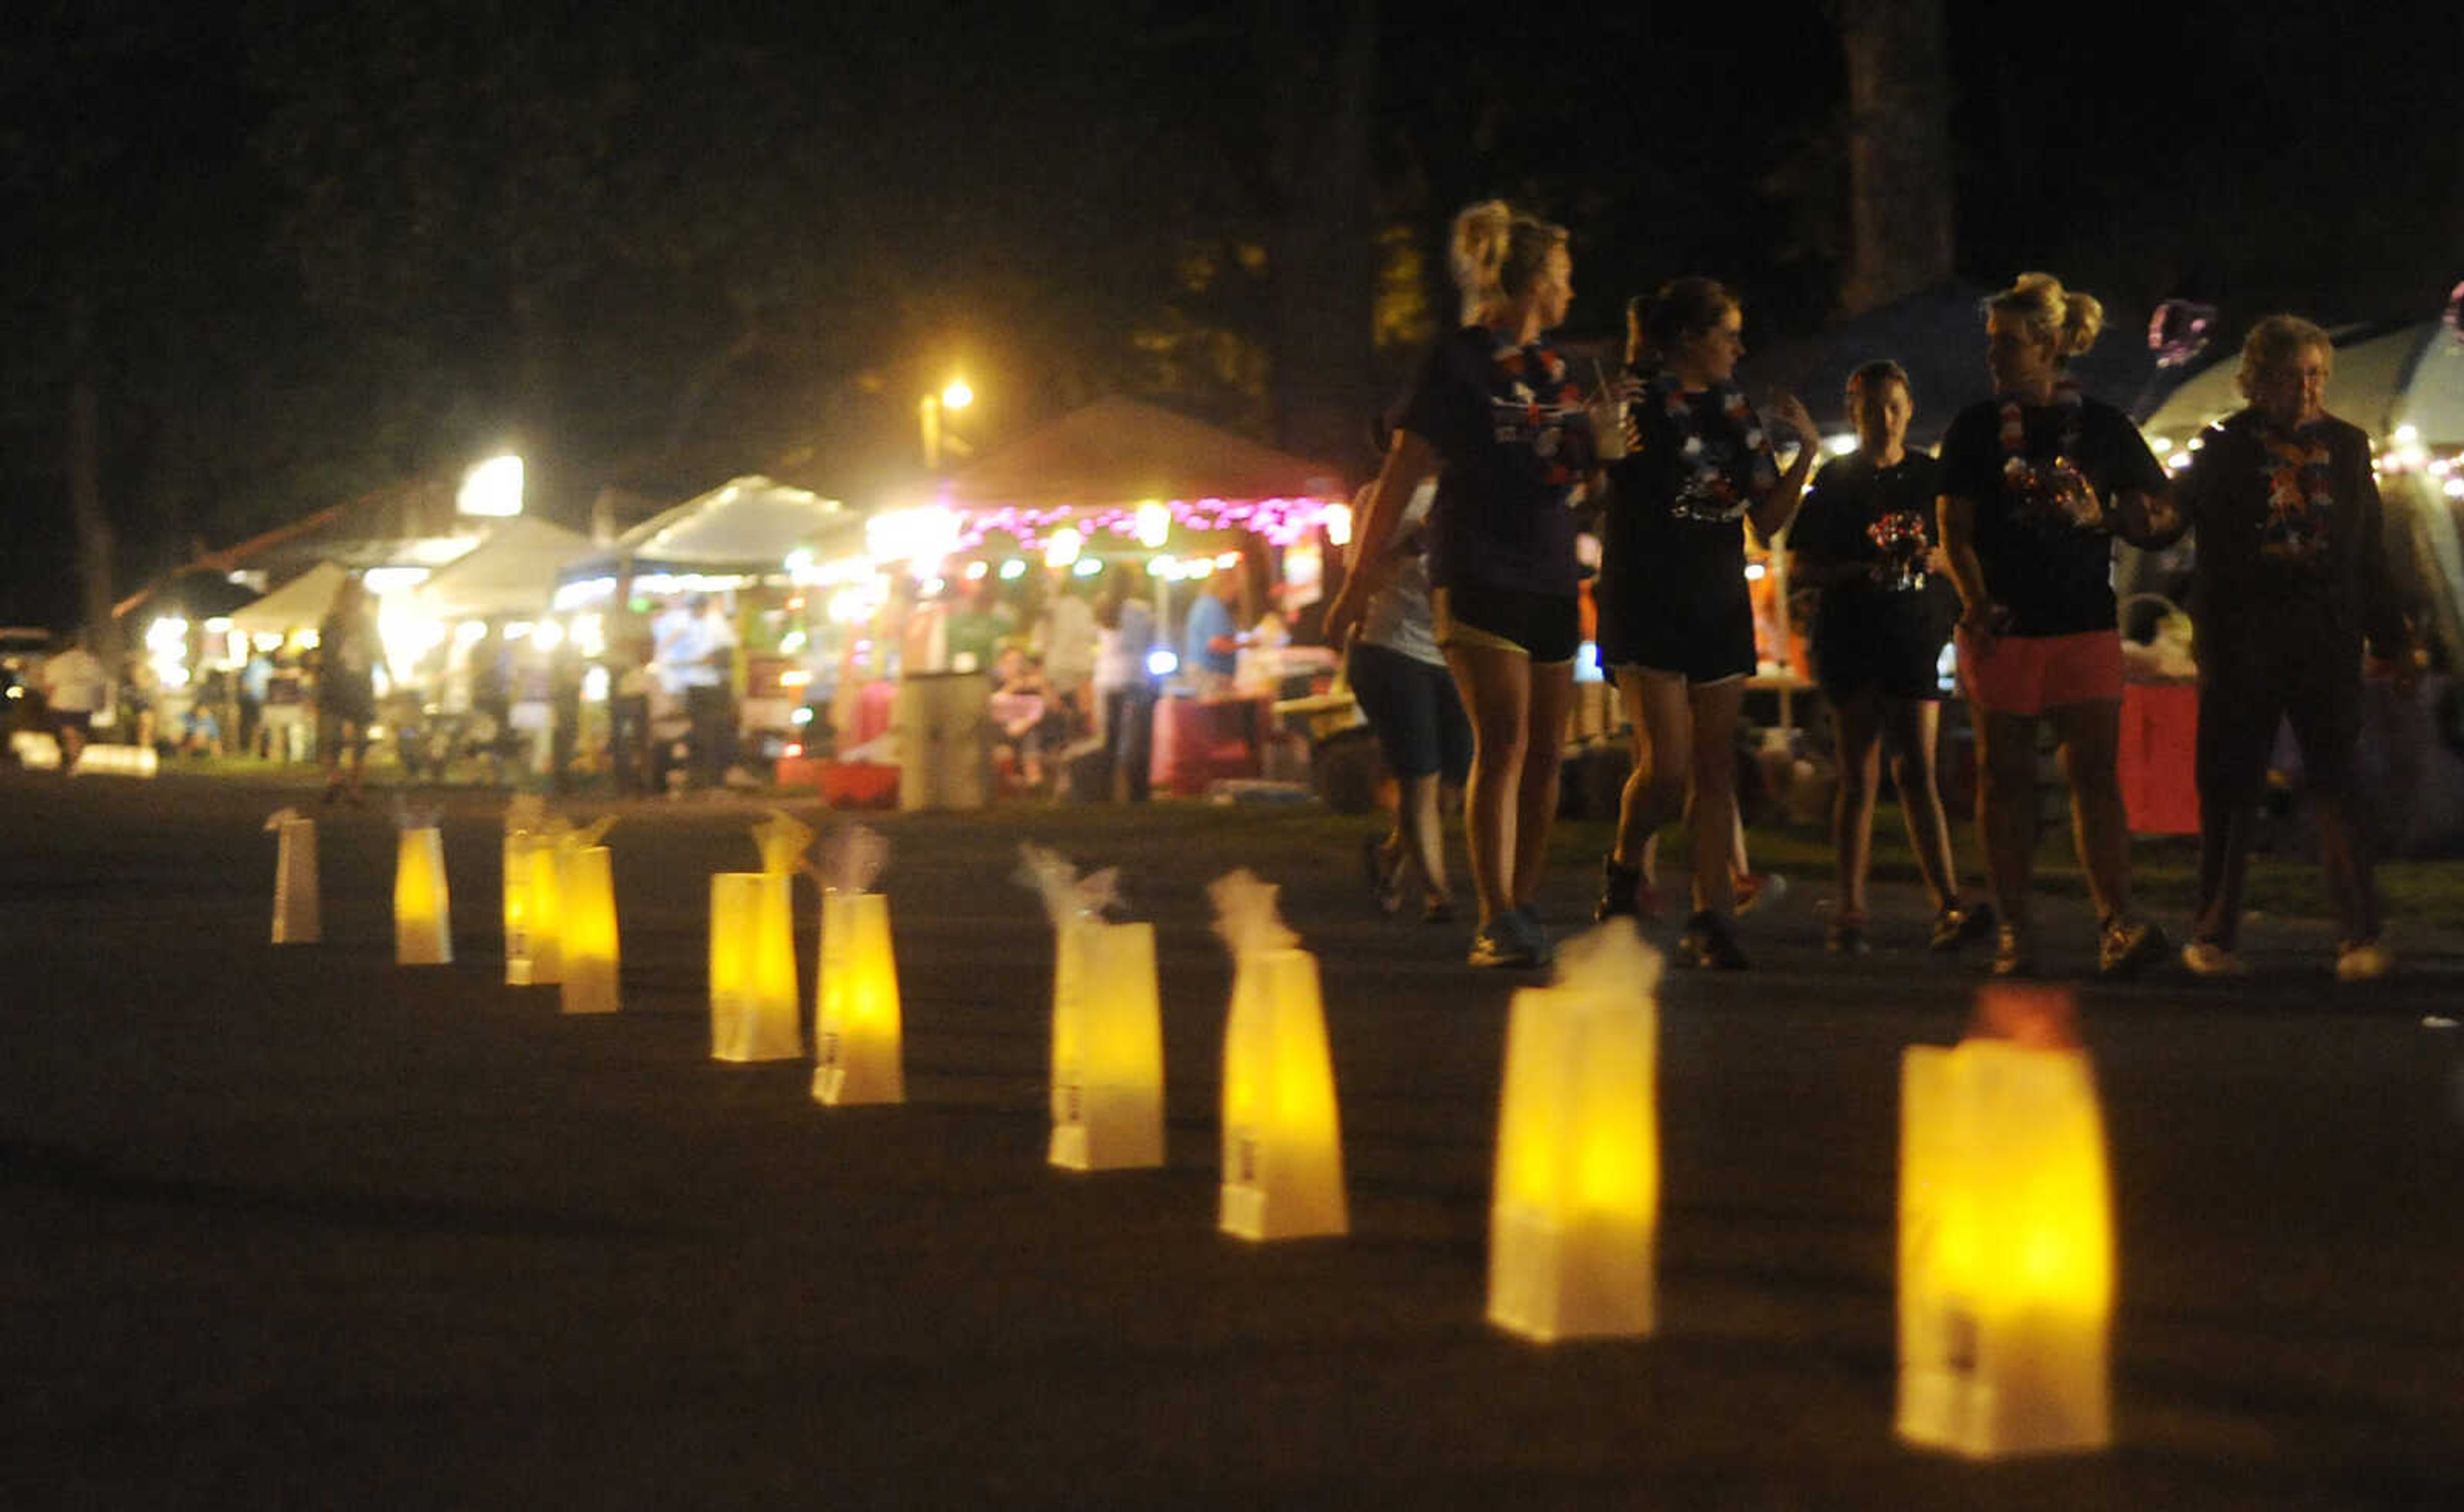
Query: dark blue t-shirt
1938 390 2166 637
1397 325 1589 597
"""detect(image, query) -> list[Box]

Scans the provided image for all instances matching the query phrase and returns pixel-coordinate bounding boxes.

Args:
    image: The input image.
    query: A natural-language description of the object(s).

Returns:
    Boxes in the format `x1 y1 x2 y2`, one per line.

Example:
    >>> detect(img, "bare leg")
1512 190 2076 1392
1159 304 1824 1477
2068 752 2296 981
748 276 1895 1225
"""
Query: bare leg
1514 659 1575 911
1974 709 2041 929
1881 697 1959 913
1686 680 1747 917
2048 699 2130 923
1396 772 1451 906
1613 671 1691 876
1830 688 1885 919
1445 641 1532 929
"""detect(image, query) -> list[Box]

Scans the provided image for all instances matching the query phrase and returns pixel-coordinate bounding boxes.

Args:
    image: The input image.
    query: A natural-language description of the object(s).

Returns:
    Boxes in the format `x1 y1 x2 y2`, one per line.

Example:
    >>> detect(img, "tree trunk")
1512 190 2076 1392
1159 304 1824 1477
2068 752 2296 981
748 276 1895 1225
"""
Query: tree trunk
1840 0 1955 316
1265 0 1378 478
65 291 117 661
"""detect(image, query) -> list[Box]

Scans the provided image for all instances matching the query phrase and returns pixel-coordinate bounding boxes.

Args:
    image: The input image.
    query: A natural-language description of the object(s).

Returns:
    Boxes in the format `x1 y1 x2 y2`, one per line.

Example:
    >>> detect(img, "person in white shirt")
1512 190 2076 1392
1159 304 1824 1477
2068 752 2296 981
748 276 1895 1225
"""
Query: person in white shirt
1091 566 1157 801
653 595 738 788
1031 577 1099 726
40 631 109 774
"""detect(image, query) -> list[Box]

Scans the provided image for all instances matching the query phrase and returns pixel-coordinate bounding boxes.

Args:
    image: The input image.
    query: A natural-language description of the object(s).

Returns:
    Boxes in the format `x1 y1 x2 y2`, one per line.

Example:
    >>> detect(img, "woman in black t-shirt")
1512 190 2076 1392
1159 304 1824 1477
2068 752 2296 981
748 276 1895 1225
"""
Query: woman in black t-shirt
1593 278 1819 969
1938 273 2176 978
1326 201 1600 971
1790 361 1989 955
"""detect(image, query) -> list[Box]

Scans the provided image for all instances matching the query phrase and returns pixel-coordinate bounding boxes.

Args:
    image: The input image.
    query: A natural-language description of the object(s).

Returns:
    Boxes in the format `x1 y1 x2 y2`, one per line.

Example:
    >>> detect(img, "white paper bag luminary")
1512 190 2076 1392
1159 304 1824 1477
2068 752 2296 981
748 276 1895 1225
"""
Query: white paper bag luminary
501 795 547 984
1211 870 1346 1241
1487 924 1663 1343
812 889 905 1105
708 872 801 1062
812 824 902 1105
1897 985 2115 1459
265 809 320 944
393 824 452 965
558 844 620 1017
1018 846 1163 1171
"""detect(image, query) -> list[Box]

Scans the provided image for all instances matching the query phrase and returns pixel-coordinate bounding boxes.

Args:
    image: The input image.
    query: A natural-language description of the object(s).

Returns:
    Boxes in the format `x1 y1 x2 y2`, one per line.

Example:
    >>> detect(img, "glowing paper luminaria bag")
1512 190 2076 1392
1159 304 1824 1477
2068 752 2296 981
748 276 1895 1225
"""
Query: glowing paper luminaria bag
813 824 903 1105
1487 922 1663 1343
1211 869 1345 1241
1018 845 1162 1171
1897 986 2114 1459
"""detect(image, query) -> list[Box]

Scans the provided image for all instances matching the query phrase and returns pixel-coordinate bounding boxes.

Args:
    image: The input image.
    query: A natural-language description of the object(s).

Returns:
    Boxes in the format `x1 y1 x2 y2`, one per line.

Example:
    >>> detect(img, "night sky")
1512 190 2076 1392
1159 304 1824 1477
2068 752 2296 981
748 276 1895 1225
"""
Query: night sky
3 0 2457 630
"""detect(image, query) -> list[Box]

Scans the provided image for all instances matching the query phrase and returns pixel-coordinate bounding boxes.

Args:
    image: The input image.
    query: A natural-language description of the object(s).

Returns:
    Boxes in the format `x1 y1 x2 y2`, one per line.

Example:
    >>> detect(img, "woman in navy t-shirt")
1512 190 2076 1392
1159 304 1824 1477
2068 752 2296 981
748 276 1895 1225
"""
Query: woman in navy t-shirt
1592 278 1818 969
1937 272 2175 978
1790 360 1990 956
1326 200 1599 970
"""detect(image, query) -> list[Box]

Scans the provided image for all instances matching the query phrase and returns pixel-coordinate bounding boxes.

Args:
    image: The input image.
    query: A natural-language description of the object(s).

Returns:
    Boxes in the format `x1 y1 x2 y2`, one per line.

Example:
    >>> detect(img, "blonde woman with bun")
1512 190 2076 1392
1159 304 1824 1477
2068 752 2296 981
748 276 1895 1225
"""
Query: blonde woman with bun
1937 271 2175 978
1326 201 1598 969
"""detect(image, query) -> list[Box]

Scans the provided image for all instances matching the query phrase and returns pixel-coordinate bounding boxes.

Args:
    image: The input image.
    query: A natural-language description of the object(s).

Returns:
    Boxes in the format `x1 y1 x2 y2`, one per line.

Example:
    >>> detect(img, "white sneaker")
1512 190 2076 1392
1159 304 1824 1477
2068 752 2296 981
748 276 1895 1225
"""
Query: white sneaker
2180 940 2248 976
2334 939 2394 981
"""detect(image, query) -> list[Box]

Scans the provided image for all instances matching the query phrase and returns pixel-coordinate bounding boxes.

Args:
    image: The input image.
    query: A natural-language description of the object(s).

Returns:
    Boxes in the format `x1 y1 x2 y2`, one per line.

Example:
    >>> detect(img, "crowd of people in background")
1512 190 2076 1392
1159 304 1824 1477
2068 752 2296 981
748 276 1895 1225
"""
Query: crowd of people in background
1331 200 2415 983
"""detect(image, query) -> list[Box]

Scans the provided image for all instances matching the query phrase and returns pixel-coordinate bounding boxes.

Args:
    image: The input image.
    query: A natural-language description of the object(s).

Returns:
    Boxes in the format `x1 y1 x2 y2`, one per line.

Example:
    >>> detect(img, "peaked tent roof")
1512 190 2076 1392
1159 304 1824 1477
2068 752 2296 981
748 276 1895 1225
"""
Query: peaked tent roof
228 561 350 636
406 517 594 621
572 476 854 576
943 396 1348 509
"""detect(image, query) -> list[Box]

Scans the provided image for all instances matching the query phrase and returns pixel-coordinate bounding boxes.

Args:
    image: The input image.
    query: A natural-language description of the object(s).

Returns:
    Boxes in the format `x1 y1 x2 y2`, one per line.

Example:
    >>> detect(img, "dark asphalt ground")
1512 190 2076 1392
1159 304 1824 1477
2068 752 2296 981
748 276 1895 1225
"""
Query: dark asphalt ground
3 771 2460 1509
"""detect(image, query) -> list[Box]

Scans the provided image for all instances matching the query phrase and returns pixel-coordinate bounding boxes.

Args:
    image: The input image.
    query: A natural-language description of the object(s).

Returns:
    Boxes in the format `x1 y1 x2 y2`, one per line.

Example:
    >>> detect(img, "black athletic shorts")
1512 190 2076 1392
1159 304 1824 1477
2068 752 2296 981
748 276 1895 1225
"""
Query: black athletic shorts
1432 582 1581 665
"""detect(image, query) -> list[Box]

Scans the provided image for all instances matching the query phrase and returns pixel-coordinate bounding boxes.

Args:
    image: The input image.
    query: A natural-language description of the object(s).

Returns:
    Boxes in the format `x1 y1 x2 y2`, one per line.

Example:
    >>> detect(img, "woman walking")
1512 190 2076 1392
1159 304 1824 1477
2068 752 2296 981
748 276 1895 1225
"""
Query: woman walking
1937 273 2174 976
1790 360 1992 954
2157 316 2415 978
1594 280 1819 968
1325 201 1593 969
1346 474 1469 922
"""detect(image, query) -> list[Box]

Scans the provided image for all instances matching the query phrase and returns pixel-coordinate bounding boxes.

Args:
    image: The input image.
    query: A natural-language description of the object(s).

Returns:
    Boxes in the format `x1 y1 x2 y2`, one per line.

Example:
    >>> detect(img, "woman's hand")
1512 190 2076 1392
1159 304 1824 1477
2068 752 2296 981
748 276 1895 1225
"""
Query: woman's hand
1767 391 1820 450
1956 602 2008 658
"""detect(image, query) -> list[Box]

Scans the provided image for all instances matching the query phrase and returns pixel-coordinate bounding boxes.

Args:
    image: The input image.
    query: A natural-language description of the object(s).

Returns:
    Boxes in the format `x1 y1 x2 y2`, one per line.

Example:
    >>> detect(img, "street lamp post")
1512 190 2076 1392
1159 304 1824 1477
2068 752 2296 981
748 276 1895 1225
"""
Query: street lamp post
920 380 974 470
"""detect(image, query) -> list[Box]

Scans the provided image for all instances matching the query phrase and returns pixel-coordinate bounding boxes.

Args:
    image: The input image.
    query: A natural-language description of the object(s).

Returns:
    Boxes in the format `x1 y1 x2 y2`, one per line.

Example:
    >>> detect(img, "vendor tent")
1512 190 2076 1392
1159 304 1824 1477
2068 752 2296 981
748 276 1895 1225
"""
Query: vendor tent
227 561 348 638
405 517 592 621
567 476 854 578
943 396 1346 510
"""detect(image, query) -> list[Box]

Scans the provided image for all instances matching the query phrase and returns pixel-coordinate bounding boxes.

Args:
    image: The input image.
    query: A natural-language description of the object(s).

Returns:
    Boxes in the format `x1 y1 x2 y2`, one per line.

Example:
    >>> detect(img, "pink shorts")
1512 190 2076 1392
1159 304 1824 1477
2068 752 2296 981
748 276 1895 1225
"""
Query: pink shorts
1957 629 2121 715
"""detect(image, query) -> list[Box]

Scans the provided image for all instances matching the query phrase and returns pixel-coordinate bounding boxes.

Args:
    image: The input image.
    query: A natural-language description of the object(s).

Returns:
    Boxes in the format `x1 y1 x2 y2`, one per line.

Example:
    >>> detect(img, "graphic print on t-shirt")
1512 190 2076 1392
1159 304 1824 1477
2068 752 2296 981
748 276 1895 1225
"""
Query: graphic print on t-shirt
1488 344 1589 490
1998 387 2104 535
2255 430 2334 563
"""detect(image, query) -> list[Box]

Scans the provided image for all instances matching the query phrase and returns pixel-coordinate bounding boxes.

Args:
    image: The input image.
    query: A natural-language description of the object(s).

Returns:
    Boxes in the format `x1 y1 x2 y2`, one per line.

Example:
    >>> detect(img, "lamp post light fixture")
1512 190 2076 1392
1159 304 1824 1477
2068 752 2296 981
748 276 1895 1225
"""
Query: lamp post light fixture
920 379 975 470
457 454 525 517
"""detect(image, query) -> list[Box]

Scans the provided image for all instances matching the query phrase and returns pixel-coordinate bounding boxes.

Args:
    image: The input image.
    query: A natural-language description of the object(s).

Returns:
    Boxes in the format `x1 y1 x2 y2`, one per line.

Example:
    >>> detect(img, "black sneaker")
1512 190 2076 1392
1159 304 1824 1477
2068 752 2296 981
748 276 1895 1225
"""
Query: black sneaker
1825 917 1869 956
1927 901 1998 953
1675 910 1749 970
1516 904 1557 968
2098 915 2168 978
1467 913 1542 970
1990 924 2037 978
1594 856 1643 922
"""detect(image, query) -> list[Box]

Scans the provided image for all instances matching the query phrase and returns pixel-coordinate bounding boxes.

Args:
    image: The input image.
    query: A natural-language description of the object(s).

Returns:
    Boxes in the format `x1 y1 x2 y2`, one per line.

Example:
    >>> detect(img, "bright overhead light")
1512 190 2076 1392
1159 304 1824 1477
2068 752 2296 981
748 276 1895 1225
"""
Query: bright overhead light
457 454 524 517
941 380 974 411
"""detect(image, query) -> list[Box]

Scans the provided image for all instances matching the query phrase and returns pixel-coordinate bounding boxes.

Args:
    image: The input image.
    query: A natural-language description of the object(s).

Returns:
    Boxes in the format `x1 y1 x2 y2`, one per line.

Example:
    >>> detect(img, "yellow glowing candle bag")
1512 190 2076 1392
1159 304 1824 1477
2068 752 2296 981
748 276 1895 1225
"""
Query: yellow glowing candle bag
558 844 620 1016
519 832 565 985
813 888 905 1105
1487 924 1661 1343
708 872 801 1062
501 795 547 983
265 809 320 944
1217 947 1347 1239
393 826 453 965
502 829 536 983
1048 917 1165 1171
1897 987 2114 1459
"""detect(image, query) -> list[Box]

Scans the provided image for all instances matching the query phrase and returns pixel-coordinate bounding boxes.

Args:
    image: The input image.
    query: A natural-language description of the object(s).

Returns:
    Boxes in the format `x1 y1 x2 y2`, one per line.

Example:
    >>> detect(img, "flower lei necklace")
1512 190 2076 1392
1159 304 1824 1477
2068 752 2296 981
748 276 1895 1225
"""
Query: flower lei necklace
1493 338 1588 487
1652 376 1776 523
2255 421 2333 562
1998 380 2103 530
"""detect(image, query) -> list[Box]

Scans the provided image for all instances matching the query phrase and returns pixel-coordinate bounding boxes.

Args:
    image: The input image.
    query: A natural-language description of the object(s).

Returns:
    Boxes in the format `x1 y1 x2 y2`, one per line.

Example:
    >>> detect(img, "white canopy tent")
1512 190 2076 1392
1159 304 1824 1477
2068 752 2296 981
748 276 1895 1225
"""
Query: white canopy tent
567 476 855 579
227 561 349 638
404 517 594 622
2140 320 2464 450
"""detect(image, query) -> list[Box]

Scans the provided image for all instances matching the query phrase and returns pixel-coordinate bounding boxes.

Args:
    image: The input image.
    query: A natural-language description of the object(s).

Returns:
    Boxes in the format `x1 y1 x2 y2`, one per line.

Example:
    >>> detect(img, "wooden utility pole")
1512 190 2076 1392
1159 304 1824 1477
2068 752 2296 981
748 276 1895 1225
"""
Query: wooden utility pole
64 290 117 660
